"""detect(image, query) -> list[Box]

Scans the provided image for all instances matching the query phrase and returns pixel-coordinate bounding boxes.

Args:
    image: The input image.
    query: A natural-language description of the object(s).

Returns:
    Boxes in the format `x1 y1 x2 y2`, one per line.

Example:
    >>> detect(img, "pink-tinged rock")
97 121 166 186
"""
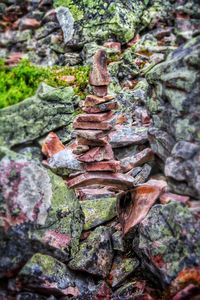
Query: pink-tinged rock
134 107 151 125
89 50 111 86
159 192 190 205
77 136 108 147
43 9 57 23
43 230 71 249
120 148 154 172
83 95 110 107
117 185 161 235
59 75 75 83
84 161 121 173
75 111 113 123
127 34 140 47
75 188 115 200
172 284 200 300
77 144 114 162
103 42 121 52
93 85 108 97
73 120 112 130
5 52 23 65
67 172 134 190
82 100 119 113
41 132 65 158
20 18 41 30
92 282 112 300
72 144 90 155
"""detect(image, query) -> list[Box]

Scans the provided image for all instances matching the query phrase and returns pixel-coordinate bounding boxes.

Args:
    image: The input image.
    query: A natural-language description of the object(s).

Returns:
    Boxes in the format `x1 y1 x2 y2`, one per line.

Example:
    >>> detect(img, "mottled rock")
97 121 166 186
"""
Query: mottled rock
81 197 117 230
73 120 112 131
0 151 83 277
67 171 135 190
117 185 161 235
120 148 154 172
0 83 77 147
16 253 99 297
69 226 113 278
109 256 139 288
41 132 65 158
165 141 200 197
44 148 83 176
65 0 148 46
83 94 111 107
56 7 74 44
128 163 152 186
134 202 200 286
89 50 111 86
93 85 108 97
19 18 41 30
109 125 148 148
159 192 190 205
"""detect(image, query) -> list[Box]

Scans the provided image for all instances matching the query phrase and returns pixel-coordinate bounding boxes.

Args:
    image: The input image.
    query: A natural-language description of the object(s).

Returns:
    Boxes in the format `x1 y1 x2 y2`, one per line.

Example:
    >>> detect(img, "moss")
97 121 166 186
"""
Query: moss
0 59 90 109
53 0 84 20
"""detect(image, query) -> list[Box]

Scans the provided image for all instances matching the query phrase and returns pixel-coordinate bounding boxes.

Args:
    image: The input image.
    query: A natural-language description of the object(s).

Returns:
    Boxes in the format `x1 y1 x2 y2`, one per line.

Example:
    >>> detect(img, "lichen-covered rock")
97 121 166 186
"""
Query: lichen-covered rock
146 36 200 143
165 141 200 198
69 226 113 278
133 202 200 287
0 83 78 147
109 256 139 288
16 253 99 297
56 7 74 44
62 0 148 46
81 197 117 230
0 150 83 277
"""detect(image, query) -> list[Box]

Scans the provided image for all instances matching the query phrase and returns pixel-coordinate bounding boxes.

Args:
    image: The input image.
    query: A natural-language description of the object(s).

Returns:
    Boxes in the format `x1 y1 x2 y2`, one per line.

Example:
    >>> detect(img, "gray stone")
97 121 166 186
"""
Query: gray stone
56 7 74 44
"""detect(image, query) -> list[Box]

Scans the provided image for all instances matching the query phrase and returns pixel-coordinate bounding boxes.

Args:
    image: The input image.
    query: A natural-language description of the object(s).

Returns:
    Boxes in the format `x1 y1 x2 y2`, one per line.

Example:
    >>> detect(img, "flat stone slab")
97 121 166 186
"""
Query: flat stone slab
84 160 121 172
75 111 113 123
109 125 148 148
77 144 114 163
75 187 115 200
73 120 112 130
77 136 108 147
67 172 135 190
83 94 111 107
82 100 118 113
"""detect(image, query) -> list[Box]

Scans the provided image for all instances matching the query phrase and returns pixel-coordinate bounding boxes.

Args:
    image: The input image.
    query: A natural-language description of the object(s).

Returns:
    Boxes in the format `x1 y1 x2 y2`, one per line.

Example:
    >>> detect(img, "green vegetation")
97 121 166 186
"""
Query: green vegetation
0 59 90 109
53 0 84 20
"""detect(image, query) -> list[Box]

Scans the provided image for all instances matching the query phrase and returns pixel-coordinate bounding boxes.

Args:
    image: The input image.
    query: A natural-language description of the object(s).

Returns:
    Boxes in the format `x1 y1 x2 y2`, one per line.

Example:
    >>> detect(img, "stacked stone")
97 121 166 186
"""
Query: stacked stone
67 50 135 193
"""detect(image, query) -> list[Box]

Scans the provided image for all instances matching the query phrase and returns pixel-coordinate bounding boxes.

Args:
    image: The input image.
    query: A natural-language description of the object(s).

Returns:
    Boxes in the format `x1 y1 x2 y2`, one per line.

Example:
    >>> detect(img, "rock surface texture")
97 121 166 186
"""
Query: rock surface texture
1 0 200 299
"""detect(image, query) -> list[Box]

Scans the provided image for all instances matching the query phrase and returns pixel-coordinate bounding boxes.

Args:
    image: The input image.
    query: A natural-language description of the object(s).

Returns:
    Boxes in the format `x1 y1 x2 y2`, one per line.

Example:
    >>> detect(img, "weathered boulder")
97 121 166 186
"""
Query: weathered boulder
133 202 200 287
165 141 200 198
0 149 83 277
0 83 78 147
57 0 148 46
146 36 200 144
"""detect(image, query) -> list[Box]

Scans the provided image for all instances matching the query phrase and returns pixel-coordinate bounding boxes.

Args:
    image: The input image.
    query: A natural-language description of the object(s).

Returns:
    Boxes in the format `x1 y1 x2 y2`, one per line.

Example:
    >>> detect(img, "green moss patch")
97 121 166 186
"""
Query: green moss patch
53 0 83 20
0 59 90 109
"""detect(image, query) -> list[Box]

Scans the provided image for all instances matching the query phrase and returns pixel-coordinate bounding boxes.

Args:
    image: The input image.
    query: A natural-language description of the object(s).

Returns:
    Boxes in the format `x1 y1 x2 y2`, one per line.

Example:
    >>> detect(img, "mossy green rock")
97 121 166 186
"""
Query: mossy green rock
81 197 117 230
69 226 113 278
134 202 200 287
0 83 78 147
146 36 200 143
17 253 99 296
57 0 148 46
